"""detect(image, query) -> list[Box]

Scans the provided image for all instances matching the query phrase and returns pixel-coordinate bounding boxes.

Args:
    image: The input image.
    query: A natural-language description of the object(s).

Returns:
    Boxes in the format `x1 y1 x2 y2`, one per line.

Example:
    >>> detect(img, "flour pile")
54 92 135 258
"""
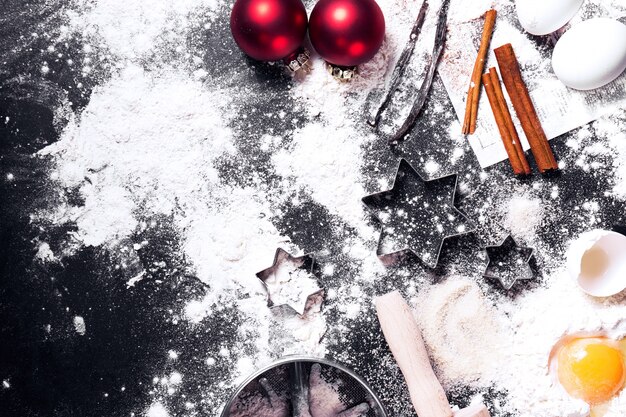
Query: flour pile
416 274 626 417
40 65 233 245
262 260 322 315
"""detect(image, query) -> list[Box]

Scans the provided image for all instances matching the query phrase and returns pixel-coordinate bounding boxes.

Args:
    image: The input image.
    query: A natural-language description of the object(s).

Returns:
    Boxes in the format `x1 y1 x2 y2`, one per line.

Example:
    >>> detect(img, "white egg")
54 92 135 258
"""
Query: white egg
515 0 583 36
552 18 626 90
566 229 626 297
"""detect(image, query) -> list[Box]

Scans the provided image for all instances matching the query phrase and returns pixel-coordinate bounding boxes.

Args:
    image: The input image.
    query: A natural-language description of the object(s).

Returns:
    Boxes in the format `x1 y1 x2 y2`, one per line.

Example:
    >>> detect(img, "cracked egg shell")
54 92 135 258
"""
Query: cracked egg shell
566 229 626 297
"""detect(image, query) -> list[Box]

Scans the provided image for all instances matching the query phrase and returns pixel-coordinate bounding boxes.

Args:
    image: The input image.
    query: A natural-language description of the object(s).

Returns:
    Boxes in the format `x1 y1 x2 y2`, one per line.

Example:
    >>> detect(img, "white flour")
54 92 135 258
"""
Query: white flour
503 194 544 244
415 277 506 385
262 260 322 315
415 273 626 417
64 0 219 62
146 402 170 417
499 269 626 417
39 64 234 246
596 111 626 200
73 316 86 335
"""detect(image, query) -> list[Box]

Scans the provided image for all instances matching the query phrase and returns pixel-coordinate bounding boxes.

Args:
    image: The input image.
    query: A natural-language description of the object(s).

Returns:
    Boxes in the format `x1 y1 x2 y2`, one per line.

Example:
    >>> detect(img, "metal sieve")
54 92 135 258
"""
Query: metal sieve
220 356 388 417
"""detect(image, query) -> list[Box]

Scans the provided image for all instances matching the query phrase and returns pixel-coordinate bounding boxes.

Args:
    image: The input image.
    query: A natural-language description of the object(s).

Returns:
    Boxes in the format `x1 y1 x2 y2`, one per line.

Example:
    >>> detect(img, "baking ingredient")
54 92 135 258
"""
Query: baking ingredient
414 278 504 385
462 9 497 135
502 194 544 244
552 18 626 91
415 272 626 416
566 229 626 297
308 0 385 67
494 43 559 173
550 336 625 405
481 67 531 175
369 0 428 127
493 270 626 417
515 0 583 35
262 260 322 316
63 0 221 62
387 0 450 143
73 316 86 335
230 0 308 61
146 402 171 417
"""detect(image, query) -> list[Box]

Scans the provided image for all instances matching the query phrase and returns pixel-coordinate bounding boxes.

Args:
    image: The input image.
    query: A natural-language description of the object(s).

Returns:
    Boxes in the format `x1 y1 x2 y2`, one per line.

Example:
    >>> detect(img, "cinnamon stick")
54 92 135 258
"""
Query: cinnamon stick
462 9 497 135
482 68 530 175
494 43 558 173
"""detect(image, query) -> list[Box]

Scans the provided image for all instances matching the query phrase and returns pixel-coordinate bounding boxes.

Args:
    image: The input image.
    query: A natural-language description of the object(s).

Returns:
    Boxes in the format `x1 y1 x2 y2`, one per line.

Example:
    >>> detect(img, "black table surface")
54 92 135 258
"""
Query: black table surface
2 1 626 416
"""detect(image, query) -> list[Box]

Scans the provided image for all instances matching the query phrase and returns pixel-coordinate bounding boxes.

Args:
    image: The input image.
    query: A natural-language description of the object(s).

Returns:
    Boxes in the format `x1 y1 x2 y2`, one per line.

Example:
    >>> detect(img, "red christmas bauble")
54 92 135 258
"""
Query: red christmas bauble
309 0 385 67
230 0 308 62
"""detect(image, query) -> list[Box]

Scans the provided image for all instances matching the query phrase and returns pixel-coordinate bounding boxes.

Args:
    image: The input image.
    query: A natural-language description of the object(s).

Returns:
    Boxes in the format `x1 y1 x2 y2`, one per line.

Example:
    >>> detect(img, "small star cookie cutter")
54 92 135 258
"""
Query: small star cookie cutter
256 248 325 316
362 159 476 268
483 235 535 290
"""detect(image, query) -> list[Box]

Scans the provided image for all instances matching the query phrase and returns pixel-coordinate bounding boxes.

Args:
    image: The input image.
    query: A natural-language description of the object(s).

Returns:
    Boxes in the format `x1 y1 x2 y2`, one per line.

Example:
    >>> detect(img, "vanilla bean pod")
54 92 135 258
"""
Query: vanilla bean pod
369 0 429 127
388 0 450 144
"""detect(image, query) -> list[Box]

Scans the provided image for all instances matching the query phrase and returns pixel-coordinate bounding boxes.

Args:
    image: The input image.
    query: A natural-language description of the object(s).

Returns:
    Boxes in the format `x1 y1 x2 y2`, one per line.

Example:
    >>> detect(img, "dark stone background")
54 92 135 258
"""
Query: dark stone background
1 1 625 416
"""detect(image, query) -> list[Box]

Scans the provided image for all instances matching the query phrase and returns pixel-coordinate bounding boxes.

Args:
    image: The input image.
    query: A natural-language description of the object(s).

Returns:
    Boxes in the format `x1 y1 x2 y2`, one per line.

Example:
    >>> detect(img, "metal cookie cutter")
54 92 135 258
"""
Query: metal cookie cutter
483 235 535 290
362 159 475 268
256 248 325 316
221 356 388 417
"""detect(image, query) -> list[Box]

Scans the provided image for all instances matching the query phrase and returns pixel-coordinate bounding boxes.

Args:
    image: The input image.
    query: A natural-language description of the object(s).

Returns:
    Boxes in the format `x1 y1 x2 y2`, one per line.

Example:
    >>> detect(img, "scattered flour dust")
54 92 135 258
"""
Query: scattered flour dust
146 402 170 417
38 64 291 302
594 110 626 199
262 260 322 315
64 0 219 61
271 122 377 236
415 272 626 417
40 64 233 246
415 277 505 385
35 242 56 263
233 291 327 381
278 0 415 238
73 316 86 335
503 194 544 243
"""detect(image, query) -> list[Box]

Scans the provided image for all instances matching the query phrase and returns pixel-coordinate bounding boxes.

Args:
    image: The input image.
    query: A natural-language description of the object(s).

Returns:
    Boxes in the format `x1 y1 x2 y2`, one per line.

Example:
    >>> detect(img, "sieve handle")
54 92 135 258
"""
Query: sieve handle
375 290 452 417
290 361 309 417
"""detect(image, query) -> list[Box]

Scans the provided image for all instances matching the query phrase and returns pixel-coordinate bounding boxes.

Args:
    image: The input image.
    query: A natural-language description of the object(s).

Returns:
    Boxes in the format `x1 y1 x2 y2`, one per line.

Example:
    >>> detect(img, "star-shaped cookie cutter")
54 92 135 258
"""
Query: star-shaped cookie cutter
362 159 476 268
483 235 535 290
256 248 325 316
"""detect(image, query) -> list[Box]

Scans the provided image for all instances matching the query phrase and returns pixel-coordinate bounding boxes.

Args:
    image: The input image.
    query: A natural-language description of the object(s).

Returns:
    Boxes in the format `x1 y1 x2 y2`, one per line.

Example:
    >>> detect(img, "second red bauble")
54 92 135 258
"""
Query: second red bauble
309 0 385 67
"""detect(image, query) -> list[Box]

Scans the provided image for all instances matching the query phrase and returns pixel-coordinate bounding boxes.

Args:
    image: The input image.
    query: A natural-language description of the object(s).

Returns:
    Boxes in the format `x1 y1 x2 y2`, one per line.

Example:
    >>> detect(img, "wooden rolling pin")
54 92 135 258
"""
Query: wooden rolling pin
375 291 491 417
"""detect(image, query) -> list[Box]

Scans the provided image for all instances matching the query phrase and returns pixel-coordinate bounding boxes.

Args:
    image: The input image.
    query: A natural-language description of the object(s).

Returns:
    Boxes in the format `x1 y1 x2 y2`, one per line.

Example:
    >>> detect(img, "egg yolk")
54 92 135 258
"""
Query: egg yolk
557 337 625 405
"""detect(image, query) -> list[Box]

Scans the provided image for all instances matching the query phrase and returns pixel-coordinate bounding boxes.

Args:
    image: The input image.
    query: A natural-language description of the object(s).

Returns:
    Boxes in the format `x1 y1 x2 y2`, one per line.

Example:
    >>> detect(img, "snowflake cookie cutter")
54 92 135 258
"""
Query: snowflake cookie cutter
362 159 476 268
483 235 535 290
256 248 325 317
